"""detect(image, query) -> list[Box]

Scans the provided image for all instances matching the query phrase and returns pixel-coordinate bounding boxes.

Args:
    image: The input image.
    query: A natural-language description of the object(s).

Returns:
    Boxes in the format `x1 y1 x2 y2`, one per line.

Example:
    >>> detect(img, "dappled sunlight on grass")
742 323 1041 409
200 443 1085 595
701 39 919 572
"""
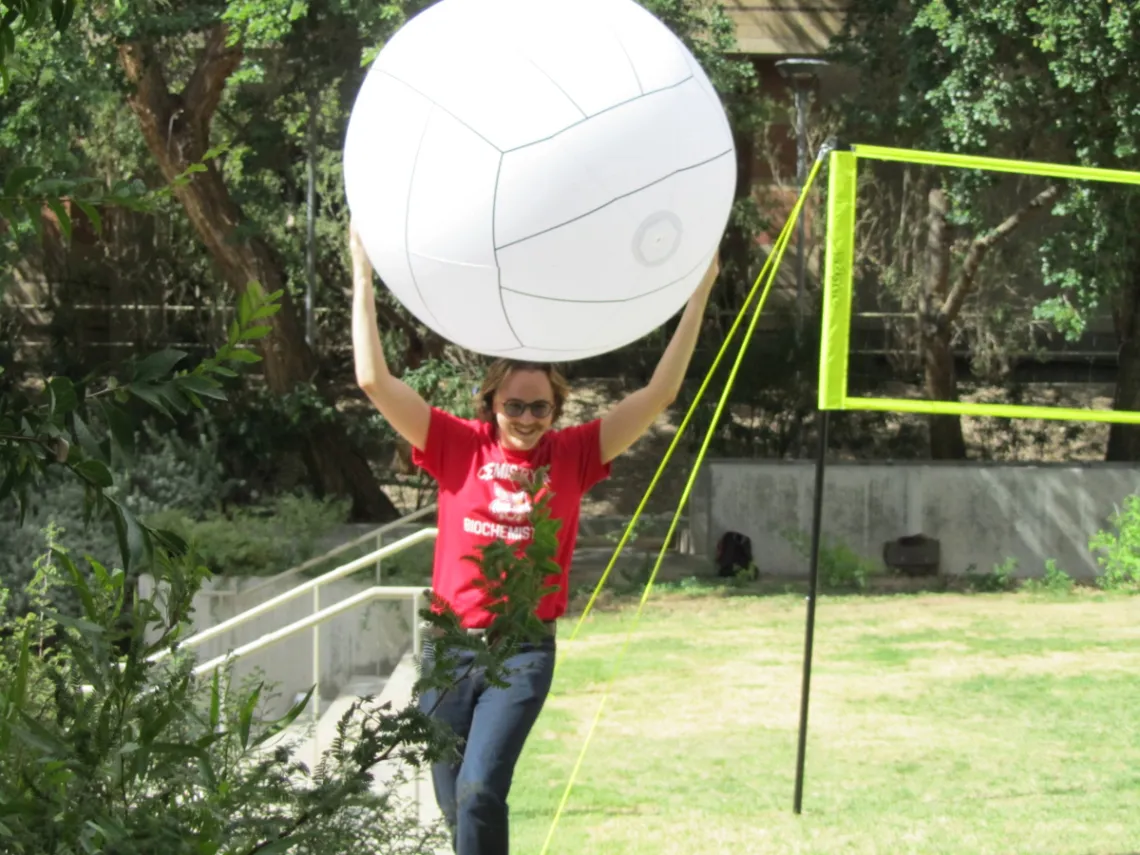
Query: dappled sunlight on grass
510 589 1140 855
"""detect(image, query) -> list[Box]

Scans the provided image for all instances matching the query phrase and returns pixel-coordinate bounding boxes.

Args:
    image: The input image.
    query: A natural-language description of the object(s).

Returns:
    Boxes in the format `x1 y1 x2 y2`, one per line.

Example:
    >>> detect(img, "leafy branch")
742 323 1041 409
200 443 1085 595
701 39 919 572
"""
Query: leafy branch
0 145 231 247
0 279 281 573
0 0 77 80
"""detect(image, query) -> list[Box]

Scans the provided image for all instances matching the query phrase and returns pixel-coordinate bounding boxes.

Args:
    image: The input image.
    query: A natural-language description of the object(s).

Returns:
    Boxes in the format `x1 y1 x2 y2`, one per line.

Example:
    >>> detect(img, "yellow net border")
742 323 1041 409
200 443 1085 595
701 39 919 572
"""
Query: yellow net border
821 144 1140 424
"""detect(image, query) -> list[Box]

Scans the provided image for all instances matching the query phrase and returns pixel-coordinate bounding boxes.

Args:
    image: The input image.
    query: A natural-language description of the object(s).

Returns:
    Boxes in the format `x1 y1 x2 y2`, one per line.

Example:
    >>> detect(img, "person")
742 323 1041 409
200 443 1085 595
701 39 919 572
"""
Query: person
349 224 719 855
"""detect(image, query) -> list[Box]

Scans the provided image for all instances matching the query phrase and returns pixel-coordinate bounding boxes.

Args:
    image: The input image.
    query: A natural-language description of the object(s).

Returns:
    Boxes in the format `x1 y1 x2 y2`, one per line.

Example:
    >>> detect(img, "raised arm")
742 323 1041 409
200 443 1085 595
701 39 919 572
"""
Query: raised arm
350 226 431 452
598 254 719 464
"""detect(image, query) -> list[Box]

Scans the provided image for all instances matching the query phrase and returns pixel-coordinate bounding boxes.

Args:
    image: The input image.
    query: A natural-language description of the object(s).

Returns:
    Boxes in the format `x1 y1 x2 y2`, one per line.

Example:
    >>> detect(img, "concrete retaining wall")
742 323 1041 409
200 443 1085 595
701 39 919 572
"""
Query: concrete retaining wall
690 460 1140 579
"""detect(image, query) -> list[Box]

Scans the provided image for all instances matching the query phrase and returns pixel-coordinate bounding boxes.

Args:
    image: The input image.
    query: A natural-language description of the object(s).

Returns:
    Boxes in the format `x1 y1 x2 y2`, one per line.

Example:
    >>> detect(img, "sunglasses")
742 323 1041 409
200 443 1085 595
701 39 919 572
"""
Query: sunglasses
502 398 553 419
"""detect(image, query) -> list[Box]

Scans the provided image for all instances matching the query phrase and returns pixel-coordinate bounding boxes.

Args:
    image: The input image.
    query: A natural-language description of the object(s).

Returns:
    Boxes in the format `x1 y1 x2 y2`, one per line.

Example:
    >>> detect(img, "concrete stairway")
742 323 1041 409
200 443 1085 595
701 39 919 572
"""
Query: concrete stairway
269 653 449 853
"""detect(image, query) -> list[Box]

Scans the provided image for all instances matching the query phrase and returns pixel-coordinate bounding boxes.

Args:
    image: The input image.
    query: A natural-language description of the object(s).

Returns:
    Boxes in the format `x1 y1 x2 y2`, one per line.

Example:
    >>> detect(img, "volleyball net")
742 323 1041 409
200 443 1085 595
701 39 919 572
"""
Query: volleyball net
539 142 1140 850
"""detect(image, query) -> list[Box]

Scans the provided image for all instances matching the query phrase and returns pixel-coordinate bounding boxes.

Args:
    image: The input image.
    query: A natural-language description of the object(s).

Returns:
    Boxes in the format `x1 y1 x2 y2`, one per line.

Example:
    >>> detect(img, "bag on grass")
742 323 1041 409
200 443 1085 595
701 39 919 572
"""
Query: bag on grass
715 530 754 578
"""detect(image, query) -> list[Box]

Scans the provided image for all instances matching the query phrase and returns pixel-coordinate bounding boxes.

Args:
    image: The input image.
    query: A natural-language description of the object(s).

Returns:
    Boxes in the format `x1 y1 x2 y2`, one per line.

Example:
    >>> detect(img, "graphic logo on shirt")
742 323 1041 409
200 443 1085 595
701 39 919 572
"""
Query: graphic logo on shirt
477 461 545 487
488 483 532 522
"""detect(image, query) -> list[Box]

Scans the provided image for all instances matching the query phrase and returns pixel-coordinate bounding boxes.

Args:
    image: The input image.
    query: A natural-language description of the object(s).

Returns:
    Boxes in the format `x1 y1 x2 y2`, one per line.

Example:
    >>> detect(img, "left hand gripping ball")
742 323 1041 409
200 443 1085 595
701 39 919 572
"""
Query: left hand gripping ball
344 0 736 361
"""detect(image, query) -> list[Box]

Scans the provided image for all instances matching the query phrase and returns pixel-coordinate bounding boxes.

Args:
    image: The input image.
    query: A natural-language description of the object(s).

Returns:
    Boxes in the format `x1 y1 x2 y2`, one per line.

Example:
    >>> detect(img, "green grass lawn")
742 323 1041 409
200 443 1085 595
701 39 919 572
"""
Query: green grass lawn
510 587 1140 855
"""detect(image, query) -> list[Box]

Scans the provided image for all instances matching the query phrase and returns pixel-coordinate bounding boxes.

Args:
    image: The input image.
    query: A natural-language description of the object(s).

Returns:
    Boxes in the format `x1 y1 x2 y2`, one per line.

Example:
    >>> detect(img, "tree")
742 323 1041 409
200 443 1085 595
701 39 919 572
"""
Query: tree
1 1 431 508
5 1 403 520
94 2 408 520
914 179 1057 459
834 0 1140 460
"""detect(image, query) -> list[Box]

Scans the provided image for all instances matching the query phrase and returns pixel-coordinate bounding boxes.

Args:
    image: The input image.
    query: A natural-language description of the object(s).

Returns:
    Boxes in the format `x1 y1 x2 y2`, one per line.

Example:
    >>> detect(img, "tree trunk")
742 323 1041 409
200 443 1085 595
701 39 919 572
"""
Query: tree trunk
923 328 968 459
920 188 968 459
118 28 398 522
1107 266 1140 460
918 183 1059 460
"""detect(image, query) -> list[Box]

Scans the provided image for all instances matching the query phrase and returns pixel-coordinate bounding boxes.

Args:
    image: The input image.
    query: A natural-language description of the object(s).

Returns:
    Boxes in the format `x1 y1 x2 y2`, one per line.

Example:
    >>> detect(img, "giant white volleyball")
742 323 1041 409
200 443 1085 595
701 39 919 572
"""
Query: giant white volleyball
344 0 736 361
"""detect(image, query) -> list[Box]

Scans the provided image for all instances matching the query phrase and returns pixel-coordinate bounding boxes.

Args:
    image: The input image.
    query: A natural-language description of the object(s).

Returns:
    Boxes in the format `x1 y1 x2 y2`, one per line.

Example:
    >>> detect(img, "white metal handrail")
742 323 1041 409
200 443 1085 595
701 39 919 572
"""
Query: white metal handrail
149 525 438 778
191 585 430 802
79 589 432 796
149 527 438 664
81 520 442 818
234 503 438 599
190 585 428 678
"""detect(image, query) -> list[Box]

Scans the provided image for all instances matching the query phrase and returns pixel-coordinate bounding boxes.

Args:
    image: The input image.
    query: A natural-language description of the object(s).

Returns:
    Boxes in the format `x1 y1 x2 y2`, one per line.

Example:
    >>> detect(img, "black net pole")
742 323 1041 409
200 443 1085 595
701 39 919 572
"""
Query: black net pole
793 408 830 814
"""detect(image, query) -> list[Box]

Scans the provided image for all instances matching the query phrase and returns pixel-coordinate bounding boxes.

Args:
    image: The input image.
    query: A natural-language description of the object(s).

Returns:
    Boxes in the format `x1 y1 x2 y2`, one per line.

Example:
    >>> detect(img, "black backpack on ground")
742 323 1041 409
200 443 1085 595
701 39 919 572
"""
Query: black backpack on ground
715 530 754 578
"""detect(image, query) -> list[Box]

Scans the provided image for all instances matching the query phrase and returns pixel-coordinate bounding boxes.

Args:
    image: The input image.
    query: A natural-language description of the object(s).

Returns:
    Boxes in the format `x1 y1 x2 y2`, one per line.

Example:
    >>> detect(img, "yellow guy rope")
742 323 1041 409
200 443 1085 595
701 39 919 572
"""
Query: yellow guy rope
539 154 826 855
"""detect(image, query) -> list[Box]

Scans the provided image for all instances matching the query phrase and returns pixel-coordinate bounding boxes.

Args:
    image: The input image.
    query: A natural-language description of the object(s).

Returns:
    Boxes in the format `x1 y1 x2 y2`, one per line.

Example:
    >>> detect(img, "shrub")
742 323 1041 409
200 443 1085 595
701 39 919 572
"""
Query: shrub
0 417 234 619
0 466 563 855
207 358 480 502
0 272 562 853
0 541 451 854
116 417 235 519
1 417 351 622
148 492 351 578
1022 559 1075 596
1089 495 1140 591
963 557 1018 593
782 529 881 590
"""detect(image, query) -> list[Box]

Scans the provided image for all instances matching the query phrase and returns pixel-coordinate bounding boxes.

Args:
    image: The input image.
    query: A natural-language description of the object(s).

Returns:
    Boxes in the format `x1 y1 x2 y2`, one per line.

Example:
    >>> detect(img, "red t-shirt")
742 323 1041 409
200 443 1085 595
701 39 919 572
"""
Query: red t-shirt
410 407 611 628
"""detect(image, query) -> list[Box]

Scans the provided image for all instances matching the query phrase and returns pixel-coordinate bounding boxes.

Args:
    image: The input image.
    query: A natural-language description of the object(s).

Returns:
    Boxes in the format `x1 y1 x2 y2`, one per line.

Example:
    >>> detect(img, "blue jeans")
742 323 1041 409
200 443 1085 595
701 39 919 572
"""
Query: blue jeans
419 635 556 855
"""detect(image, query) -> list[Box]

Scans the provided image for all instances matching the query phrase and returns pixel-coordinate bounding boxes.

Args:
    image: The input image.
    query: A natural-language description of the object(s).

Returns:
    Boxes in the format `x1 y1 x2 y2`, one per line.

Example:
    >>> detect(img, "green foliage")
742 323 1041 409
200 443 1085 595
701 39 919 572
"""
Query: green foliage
0 541 453 854
681 324 818 459
371 536 435 585
0 378 578 855
207 356 476 500
400 358 480 421
963 557 1018 593
212 382 358 475
0 145 230 256
0 421 230 619
1 7 566 847
0 280 282 576
0 284 578 855
117 419 235 518
834 0 1140 345
1021 558 1075 597
150 493 350 578
783 529 882 591
417 468 564 694
1089 494 1140 591
0 0 76 77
